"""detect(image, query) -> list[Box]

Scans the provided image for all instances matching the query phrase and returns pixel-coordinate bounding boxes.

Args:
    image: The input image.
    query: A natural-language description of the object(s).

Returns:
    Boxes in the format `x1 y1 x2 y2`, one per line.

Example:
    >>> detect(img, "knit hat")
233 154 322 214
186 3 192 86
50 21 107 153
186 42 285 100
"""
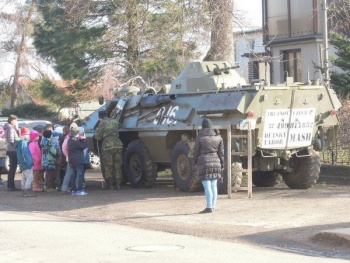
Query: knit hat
70 126 79 137
98 110 107 119
70 122 78 129
29 130 39 141
33 124 44 133
20 127 30 136
202 118 212 128
52 130 61 137
43 130 52 139
54 126 63 134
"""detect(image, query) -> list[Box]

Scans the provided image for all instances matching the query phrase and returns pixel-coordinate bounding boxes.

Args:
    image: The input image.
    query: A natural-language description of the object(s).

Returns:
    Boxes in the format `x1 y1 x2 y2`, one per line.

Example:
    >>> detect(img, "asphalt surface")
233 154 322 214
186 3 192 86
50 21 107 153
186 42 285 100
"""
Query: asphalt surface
0 211 348 263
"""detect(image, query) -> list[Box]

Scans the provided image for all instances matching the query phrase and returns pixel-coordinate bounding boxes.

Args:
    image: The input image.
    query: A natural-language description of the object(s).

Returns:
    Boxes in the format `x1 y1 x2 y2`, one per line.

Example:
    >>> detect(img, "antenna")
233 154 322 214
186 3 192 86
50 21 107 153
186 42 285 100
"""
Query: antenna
306 65 311 85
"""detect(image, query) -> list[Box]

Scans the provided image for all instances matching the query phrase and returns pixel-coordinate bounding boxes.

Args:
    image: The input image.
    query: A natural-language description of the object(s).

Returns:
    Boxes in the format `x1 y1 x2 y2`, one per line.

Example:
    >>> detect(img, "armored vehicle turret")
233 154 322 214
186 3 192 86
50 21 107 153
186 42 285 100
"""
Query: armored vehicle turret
81 61 341 192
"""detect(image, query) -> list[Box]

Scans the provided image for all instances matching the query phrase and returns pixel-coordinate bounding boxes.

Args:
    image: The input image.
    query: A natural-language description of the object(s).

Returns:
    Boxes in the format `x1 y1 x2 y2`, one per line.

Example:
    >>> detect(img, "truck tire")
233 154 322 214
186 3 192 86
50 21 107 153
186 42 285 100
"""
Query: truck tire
171 141 202 192
282 151 321 189
252 171 281 187
124 140 157 188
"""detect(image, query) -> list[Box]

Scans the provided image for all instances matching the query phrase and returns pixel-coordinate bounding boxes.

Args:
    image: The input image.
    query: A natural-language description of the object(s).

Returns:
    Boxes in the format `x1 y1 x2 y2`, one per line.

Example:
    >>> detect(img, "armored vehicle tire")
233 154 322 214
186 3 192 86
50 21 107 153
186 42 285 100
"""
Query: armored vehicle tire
124 139 158 188
170 141 202 192
282 151 321 189
252 171 281 187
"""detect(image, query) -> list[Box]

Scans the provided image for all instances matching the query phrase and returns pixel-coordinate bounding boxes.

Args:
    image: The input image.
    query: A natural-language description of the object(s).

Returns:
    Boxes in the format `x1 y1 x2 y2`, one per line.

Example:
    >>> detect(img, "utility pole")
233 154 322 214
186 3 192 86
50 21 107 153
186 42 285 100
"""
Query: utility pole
322 0 330 88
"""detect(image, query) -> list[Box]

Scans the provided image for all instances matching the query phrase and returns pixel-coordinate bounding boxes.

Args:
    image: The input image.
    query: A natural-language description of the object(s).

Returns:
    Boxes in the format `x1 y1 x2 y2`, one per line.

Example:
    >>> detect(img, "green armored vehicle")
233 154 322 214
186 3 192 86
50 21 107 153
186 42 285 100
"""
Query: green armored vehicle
81 61 341 192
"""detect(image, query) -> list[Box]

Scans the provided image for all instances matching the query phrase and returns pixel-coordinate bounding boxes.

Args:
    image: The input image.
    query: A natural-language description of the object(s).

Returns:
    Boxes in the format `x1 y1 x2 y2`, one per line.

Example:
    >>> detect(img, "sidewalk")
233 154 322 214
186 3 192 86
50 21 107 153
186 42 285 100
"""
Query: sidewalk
0 211 347 263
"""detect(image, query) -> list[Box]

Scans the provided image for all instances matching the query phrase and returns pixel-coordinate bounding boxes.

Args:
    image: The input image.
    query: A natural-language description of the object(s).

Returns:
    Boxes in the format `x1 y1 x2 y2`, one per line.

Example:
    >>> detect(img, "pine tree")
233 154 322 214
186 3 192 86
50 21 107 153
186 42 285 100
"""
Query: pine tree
330 32 350 96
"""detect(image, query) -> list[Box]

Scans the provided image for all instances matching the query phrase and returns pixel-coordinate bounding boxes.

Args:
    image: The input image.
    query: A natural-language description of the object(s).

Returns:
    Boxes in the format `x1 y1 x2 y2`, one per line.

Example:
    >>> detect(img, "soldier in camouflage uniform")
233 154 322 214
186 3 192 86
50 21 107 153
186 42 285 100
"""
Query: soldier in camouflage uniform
94 110 123 190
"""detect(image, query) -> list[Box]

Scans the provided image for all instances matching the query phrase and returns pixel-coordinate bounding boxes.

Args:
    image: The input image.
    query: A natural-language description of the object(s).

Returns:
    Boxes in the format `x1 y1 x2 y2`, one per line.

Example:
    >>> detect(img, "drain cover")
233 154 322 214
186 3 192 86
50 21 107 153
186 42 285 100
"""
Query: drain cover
126 245 184 252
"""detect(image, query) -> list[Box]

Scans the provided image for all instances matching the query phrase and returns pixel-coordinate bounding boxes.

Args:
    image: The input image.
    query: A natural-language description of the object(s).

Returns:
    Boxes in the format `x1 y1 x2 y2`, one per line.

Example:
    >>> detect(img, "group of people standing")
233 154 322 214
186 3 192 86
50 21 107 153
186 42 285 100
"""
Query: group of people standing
0 110 124 197
1 112 224 213
2 114 88 197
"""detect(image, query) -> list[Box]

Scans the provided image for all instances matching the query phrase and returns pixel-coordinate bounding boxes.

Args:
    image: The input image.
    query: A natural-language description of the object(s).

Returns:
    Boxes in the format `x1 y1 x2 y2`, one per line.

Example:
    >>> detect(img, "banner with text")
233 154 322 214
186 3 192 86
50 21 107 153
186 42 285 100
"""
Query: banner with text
262 108 316 148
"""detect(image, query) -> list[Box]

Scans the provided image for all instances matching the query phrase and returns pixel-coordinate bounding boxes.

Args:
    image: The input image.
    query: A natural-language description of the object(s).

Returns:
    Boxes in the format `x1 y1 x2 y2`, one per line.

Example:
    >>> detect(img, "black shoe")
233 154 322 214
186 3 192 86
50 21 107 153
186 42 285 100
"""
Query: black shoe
7 187 20 192
199 208 213 214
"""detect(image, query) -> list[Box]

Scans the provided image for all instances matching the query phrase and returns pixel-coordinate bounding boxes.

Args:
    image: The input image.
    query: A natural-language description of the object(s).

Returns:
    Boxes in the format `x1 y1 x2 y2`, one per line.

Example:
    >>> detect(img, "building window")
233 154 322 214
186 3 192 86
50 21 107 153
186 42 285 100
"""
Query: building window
265 0 317 40
248 61 259 82
249 40 255 51
282 49 301 82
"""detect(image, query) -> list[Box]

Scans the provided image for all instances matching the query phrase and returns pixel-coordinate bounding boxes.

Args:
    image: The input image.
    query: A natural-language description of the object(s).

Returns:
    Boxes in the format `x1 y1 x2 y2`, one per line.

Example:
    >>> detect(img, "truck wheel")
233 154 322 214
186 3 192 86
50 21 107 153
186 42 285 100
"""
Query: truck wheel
171 141 202 192
87 151 100 170
282 151 321 189
252 171 281 187
124 140 157 188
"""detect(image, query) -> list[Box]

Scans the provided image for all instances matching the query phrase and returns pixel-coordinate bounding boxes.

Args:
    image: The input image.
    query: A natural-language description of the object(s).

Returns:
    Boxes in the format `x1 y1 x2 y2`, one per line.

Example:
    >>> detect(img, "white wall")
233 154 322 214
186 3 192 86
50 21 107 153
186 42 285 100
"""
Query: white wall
234 30 265 83
269 39 325 84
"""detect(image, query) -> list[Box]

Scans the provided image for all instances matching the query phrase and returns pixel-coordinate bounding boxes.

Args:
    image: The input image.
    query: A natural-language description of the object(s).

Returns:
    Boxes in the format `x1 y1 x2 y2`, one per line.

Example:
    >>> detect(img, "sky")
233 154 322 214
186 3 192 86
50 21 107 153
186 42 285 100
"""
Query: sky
235 0 263 28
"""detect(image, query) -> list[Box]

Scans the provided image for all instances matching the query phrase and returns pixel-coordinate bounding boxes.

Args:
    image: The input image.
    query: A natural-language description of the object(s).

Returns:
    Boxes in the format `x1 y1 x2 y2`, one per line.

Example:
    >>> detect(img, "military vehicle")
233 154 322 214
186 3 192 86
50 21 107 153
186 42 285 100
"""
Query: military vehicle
81 61 341 192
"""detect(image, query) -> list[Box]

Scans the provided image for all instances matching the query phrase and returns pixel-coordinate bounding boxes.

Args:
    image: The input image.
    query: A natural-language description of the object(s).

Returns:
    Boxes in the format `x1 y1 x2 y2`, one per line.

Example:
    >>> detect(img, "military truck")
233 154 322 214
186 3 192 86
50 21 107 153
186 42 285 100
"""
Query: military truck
81 61 341 192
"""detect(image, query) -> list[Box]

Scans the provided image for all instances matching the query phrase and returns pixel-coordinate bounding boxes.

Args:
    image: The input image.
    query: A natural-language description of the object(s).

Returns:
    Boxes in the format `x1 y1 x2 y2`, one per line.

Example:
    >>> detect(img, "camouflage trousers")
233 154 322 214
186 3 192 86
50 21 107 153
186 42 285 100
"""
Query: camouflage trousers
100 148 122 185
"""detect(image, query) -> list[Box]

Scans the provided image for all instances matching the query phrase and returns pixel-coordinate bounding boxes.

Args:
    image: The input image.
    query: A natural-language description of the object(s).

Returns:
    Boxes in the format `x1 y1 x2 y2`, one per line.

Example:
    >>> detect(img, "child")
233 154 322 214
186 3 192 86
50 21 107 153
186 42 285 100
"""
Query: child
28 130 44 192
68 126 88 196
41 130 61 191
14 127 35 197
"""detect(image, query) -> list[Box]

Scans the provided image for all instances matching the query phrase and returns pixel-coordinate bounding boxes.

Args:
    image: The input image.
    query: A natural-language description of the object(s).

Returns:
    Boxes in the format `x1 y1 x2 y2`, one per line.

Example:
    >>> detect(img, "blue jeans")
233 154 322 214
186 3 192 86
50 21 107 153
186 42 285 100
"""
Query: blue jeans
69 164 85 192
60 165 74 192
202 179 218 209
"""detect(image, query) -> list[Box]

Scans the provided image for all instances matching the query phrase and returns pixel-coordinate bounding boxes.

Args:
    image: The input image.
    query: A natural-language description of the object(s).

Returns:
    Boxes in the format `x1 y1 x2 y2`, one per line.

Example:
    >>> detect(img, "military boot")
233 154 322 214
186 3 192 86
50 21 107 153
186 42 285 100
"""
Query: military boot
102 179 112 190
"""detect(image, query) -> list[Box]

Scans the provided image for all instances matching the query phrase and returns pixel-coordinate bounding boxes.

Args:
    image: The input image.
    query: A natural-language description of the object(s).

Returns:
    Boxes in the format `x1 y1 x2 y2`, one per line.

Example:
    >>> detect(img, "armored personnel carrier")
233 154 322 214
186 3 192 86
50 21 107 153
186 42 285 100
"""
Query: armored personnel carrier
81 61 341 192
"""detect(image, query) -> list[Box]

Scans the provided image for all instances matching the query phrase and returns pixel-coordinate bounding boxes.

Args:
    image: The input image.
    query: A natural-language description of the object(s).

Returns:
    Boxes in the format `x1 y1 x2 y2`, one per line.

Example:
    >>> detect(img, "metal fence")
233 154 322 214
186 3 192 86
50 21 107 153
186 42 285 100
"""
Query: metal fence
320 148 350 165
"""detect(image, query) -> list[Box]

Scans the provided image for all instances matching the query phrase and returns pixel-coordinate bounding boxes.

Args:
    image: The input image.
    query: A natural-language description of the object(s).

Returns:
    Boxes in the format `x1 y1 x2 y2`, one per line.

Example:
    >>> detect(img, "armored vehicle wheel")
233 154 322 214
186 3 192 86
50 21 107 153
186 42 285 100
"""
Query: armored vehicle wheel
124 140 157 188
252 171 281 187
282 151 321 189
170 141 202 192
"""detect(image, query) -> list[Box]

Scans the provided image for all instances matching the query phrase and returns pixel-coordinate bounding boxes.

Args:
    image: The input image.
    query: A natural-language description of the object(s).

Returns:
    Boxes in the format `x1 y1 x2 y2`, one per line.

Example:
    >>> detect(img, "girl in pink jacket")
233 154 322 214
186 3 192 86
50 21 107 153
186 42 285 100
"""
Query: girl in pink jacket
28 131 44 192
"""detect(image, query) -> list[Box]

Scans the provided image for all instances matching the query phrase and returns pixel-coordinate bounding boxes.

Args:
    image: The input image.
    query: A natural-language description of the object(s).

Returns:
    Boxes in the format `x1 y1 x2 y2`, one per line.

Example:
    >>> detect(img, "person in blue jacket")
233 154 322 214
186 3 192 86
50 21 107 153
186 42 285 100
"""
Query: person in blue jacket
14 127 35 197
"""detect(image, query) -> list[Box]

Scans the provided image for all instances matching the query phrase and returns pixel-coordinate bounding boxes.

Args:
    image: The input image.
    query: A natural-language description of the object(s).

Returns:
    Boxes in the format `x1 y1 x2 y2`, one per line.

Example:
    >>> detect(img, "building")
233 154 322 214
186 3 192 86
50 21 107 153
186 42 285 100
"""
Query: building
234 29 269 84
262 0 329 84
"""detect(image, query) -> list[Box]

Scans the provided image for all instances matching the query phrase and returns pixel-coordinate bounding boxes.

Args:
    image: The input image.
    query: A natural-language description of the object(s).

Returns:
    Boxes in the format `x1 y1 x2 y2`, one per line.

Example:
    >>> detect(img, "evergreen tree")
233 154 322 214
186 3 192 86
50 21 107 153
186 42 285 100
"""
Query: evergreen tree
33 0 207 87
329 32 350 96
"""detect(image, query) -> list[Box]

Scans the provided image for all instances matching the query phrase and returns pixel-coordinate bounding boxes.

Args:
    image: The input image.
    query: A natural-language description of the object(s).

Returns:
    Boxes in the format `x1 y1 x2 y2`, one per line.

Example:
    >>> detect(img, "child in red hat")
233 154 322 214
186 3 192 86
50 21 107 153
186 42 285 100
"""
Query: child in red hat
14 127 35 197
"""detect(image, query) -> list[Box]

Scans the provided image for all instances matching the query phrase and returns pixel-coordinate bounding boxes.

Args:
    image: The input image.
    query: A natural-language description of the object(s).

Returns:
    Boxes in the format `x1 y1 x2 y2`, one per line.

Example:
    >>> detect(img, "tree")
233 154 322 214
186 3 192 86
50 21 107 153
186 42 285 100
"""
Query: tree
0 0 61 109
327 0 350 96
329 32 350 95
33 0 207 88
10 0 35 108
203 0 234 63
0 0 36 108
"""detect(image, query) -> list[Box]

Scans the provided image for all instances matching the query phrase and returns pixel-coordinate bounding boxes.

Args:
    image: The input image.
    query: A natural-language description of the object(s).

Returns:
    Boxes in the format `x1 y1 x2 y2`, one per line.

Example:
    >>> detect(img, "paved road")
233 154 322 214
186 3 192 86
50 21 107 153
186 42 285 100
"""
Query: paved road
0 211 347 263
